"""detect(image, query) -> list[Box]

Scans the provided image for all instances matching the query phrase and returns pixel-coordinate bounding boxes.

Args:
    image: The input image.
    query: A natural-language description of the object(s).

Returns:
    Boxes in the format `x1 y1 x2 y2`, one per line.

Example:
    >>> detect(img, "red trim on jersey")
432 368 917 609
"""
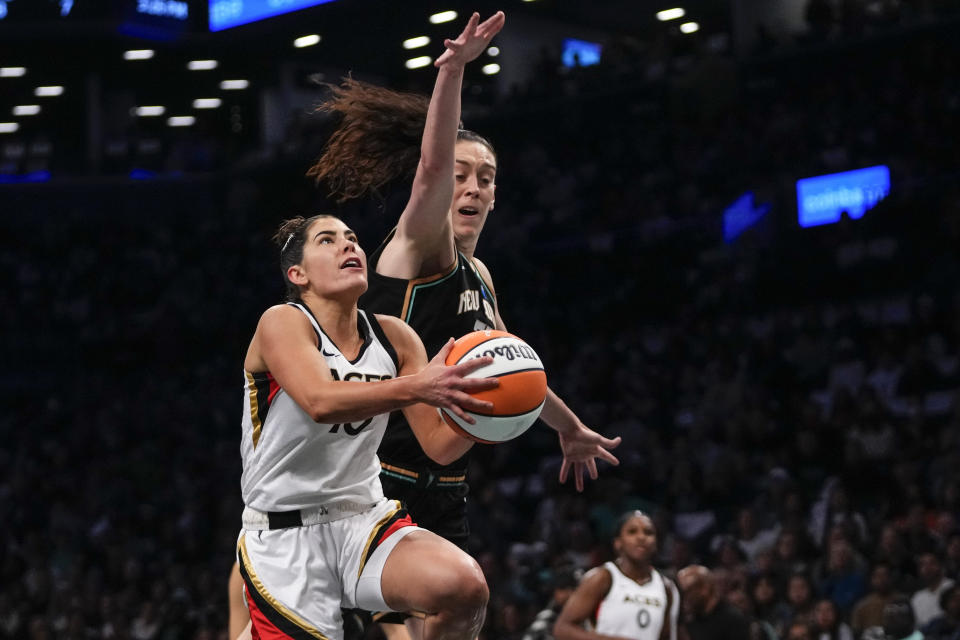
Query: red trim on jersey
246 588 296 640
377 513 416 545
267 373 281 405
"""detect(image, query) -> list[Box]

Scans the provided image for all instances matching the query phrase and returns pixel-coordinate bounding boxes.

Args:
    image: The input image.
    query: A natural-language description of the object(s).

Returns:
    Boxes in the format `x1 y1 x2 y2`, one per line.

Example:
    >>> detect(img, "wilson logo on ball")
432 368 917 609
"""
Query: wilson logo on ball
441 330 547 444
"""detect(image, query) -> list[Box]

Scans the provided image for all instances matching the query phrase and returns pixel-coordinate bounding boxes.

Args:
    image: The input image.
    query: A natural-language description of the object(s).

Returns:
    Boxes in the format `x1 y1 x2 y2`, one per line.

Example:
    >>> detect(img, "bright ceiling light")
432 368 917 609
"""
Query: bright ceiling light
13 105 40 116
0 123 19 133
405 56 433 70
220 79 249 90
187 60 218 70
487 46 500 57
657 8 686 21
168 116 196 127
403 36 431 49
34 86 64 97
294 34 321 48
0 67 27 77
124 49 155 60
135 106 166 117
429 11 457 24
680 21 699 33
193 98 222 109
482 63 500 75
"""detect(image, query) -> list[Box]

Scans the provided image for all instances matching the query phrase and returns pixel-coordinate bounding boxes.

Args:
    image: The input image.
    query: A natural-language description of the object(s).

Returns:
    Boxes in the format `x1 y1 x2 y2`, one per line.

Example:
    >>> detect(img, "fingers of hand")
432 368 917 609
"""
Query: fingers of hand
456 355 494 375
605 435 623 448
599 449 620 465
459 376 498 393
447 404 476 424
559 459 570 484
478 11 505 39
448 388 493 413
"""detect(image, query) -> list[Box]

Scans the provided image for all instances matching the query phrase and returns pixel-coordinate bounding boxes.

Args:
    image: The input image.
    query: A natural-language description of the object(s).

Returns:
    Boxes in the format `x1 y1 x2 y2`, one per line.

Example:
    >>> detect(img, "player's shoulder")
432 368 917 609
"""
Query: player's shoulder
259 303 304 325
257 303 315 338
371 313 418 346
581 564 615 589
471 255 492 279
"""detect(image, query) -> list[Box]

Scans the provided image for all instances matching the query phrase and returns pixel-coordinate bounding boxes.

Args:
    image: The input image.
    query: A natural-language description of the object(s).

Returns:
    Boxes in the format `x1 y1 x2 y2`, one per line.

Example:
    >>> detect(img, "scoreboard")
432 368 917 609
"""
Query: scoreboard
0 0 197 38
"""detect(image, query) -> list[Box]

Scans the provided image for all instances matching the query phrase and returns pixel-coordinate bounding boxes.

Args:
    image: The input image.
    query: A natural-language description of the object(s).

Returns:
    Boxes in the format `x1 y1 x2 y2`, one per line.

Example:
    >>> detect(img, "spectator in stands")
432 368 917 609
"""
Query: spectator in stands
921 584 960 640
678 564 751 640
520 567 580 640
912 551 956 627
773 572 818 637
811 598 854 640
850 562 904 637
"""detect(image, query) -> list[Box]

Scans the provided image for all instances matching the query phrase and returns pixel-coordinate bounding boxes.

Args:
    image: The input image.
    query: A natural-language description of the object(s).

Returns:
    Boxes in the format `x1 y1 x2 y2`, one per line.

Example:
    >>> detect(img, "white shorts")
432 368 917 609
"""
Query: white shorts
237 498 418 640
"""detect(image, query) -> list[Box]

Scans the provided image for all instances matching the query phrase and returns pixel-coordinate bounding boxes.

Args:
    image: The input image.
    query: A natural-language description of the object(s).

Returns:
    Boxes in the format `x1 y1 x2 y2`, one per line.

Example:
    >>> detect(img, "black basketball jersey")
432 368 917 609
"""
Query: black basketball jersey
360 228 496 473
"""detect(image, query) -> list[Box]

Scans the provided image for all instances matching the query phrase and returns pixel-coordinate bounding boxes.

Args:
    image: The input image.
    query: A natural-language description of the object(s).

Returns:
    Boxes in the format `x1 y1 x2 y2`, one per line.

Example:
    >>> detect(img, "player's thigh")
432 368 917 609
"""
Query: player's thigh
239 529 344 639
378 529 488 614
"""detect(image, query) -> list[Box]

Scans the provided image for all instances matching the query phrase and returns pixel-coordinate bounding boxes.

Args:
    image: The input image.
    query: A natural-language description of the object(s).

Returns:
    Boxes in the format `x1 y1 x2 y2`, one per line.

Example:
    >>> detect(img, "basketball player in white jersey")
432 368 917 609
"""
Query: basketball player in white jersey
236 213 501 640
553 511 680 640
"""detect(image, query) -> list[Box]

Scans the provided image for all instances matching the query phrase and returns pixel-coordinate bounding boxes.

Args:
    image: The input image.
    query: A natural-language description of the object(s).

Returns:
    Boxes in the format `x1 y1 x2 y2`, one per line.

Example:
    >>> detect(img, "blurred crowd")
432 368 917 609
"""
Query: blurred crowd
1 10 959 640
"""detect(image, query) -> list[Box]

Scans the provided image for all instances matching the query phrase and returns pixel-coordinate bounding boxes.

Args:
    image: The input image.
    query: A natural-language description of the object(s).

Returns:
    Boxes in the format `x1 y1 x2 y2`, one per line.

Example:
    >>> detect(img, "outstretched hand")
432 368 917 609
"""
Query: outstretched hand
557 423 622 492
434 11 506 68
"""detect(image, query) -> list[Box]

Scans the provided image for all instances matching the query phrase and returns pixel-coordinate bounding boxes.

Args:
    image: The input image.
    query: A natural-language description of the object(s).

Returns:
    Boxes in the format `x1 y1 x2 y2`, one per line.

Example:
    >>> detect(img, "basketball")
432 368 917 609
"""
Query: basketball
441 330 548 443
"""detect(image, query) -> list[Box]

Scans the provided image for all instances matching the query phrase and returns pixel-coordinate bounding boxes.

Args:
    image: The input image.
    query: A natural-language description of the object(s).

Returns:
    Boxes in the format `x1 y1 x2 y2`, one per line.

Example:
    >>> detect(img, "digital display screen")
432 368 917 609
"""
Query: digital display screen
562 38 601 68
796 165 890 228
209 0 337 31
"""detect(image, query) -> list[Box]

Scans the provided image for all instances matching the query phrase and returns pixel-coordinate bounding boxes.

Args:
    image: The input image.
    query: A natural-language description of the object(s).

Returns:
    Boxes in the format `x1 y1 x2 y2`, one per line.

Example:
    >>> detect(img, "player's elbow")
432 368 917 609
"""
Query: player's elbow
552 620 572 640
303 396 348 424
423 442 464 466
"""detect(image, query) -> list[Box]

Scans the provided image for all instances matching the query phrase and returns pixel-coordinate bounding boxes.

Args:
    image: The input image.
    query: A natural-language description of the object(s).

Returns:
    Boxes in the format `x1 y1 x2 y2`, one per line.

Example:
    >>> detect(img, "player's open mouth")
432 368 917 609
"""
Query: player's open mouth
341 258 362 269
458 207 479 216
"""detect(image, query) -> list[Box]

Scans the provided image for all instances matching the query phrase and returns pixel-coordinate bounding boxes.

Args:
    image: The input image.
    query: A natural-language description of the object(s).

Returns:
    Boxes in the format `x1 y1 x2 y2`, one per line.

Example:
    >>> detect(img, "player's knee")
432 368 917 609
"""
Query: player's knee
439 556 488 616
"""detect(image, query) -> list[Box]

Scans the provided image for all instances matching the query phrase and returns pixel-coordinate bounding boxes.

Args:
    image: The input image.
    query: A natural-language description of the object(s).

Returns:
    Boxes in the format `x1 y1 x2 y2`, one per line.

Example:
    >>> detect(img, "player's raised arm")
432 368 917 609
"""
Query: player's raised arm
393 11 505 266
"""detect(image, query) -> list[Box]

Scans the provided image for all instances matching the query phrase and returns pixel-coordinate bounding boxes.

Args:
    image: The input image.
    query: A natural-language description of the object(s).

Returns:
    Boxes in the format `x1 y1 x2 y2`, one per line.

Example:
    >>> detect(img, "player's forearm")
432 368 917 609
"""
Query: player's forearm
301 376 424 424
404 403 475 465
539 387 579 435
419 64 464 176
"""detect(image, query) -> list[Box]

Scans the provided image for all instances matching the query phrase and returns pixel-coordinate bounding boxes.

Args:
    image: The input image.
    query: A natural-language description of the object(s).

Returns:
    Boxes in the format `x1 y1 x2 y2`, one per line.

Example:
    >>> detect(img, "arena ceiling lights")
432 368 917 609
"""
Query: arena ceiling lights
123 49 155 60
34 86 64 97
428 10 457 24
405 56 432 70
187 59 219 70
403 36 430 50
293 34 321 48
656 8 686 21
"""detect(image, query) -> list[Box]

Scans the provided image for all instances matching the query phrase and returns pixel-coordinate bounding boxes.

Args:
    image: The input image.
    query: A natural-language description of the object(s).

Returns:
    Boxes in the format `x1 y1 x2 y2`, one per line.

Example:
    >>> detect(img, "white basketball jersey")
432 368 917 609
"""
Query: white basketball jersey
595 563 678 640
240 304 399 512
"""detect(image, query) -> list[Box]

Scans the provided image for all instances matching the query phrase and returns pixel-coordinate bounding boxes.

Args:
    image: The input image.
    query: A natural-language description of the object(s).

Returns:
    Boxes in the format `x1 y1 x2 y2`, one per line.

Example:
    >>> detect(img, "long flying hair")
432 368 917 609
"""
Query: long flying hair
307 77 496 202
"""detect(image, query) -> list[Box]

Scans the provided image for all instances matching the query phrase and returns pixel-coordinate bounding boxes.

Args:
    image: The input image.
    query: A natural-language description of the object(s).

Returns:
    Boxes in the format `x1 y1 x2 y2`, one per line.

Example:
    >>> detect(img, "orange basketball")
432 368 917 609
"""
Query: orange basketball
441 330 547 443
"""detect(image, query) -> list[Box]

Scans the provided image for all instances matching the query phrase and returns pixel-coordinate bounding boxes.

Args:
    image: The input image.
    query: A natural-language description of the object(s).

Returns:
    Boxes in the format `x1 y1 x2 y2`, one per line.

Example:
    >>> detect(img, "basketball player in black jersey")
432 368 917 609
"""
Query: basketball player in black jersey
305 9 622 640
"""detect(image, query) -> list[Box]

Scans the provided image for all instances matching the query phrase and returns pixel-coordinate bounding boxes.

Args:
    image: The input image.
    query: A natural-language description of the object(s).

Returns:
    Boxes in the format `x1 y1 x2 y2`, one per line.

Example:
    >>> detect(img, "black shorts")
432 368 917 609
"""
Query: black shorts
379 473 470 550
